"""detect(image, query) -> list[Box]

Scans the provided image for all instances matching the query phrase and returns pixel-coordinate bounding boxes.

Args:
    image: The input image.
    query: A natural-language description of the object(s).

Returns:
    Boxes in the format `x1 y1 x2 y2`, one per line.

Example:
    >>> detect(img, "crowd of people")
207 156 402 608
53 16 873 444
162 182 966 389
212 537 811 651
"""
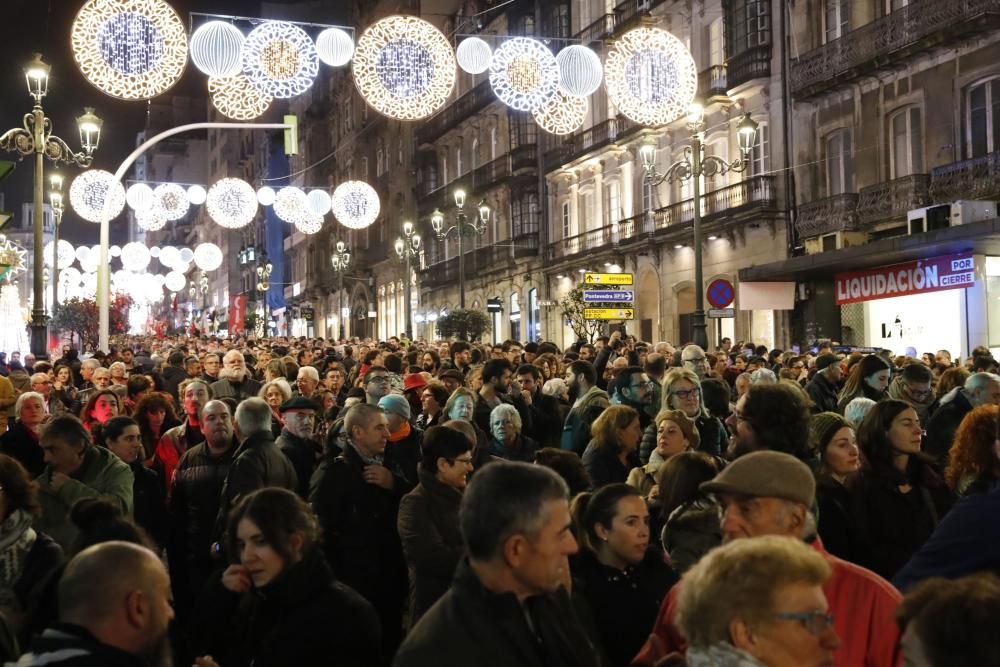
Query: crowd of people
0 332 995 666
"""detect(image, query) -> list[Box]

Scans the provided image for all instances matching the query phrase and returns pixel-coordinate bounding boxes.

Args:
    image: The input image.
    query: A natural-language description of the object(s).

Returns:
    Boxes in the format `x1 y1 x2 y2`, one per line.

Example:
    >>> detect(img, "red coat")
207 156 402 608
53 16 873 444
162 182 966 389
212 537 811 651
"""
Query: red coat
630 539 902 667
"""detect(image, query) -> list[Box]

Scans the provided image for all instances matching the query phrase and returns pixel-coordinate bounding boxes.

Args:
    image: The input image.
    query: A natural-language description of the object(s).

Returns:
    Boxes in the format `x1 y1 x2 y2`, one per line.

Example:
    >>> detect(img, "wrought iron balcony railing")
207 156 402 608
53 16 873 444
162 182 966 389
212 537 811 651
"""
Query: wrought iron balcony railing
726 45 771 90
575 13 617 44
543 116 642 171
857 174 931 225
416 78 493 146
794 193 860 239
929 149 1000 202
698 65 728 100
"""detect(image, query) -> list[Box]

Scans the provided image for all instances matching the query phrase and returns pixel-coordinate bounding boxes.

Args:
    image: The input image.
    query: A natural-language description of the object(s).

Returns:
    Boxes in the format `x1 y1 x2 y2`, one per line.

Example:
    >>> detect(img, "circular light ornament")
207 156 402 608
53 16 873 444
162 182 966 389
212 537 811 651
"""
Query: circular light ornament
126 182 154 211
187 184 207 205
135 208 166 231
110 245 121 257
332 181 380 230
70 0 188 101
43 240 76 269
159 246 180 268
149 246 161 258
153 183 189 220
294 213 324 235
70 170 126 223
208 73 272 120
179 247 194 264
456 37 492 74
604 27 698 127
206 178 257 229
189 20 244 77
75 246 91 264
532 90 588 135
307 190 332 216
490 37 560 112
164 271 186 292
352 15 456 121
60 266 82 288
120 242 151 272
257 186 276 206
316 27 354 67
556 44 603 97
274 187 310 224
242 21 319 99
193 243 223 271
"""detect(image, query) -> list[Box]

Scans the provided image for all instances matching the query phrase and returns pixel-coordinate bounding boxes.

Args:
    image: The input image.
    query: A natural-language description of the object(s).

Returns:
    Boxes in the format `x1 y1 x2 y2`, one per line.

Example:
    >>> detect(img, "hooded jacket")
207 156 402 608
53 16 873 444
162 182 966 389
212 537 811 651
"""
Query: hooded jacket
562 386 610 455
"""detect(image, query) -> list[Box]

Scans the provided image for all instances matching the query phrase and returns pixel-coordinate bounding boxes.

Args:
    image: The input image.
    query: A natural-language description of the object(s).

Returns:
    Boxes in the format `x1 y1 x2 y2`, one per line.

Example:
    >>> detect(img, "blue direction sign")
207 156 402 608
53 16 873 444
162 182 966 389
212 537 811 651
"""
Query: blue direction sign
583 290 635 303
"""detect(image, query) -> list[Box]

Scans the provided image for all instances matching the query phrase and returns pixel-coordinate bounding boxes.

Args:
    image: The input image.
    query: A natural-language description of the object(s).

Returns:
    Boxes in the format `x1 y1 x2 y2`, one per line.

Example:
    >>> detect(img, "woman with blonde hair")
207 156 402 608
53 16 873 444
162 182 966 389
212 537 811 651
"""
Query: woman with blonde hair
259 378 292 437
442 387 487 449
640 368 726 461
582 405 642 489
627 409 699 502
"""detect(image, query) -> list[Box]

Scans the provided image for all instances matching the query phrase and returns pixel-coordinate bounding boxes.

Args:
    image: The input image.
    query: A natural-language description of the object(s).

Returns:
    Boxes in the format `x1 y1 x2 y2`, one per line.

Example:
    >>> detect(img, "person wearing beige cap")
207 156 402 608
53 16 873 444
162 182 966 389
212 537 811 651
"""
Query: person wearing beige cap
632 450 902 667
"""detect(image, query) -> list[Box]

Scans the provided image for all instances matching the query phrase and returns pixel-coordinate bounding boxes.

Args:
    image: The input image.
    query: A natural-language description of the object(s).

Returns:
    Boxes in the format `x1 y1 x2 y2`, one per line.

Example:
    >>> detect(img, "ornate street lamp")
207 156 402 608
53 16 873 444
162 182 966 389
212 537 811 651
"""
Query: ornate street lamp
431 192 490 309
395 221 421 339
330 240 350 340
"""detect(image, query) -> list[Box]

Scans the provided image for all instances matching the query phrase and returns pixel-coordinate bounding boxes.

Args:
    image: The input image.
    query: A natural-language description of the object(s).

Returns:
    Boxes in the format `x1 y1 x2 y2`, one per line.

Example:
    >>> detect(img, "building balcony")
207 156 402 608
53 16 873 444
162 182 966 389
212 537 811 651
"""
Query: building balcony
575 13 617 45
417 234 539 288
794 193 860 239
544 115 641 172
726 45 771 90
929 149 1000 202
416 78 493 147
698 65 728 102
857 174 931 226
417 149 531 205
791 0 1000 99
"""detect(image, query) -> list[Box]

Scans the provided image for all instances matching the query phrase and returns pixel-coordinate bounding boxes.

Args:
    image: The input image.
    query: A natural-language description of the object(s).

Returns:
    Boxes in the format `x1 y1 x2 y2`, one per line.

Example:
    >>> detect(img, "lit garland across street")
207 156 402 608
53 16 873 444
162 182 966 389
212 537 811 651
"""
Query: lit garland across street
242 21 319 99
152 182 189 220
69 169 126 223
489 37 560 112
332 181 380 230
604 27 697 126
206 178 257 229
532 89 588 135
208 73 273 120
189 20 245 77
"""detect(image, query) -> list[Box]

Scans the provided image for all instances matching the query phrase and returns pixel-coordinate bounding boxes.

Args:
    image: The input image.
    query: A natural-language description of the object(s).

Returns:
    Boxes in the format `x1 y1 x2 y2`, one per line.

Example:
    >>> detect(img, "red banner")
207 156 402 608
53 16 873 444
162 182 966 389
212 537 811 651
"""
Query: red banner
835 253 975 304
229 295 246 336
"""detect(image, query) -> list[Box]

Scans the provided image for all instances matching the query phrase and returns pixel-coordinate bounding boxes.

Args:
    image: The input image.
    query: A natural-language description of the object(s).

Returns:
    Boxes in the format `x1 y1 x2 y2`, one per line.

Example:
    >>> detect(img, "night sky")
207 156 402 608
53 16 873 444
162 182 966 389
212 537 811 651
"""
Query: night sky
0 0 346 246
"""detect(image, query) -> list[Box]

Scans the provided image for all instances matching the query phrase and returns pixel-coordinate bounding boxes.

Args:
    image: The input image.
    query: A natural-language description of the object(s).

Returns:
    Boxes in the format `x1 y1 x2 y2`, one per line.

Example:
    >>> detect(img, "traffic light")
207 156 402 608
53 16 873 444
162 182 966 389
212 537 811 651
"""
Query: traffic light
283 115 298 156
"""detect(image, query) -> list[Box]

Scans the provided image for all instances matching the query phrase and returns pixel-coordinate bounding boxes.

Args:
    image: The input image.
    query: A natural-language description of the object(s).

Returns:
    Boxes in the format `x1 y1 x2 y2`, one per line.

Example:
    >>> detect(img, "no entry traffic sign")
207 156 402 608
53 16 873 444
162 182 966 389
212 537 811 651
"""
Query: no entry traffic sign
707 279 734 309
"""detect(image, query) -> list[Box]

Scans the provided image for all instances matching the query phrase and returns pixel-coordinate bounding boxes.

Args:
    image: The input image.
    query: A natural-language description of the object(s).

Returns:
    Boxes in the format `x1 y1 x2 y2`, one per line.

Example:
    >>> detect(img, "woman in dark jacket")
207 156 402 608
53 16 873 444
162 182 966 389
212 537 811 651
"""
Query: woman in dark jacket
571 484 677 667
192 487 382 667
837 354 891 413
397 426 471 625
477 403 539 466
657 451 721 574
809 412 863 562
850 399 954 580
582 405 642 489
640 369 727 462
0 393 48 477
133 392 182 462
103 416 167 548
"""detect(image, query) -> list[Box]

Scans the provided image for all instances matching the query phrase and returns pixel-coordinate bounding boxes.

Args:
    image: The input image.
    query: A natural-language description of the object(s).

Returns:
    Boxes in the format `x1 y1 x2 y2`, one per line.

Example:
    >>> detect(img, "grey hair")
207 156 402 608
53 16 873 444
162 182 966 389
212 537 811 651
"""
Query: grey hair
258 378 292 402
750 368 777 385
81 359 100 370
15 391 46 418
966 372 1000 398
108 361 126 374
489 403 522 432
844 397 877 429
296 366 319 382
233 397 272 437
29 373 49 386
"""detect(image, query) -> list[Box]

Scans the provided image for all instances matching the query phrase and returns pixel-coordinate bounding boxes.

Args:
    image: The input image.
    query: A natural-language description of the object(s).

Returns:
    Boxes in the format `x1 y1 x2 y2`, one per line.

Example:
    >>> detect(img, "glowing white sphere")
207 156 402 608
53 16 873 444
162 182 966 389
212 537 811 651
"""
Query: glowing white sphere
556 45 603 97
307 189 332 216
193 243 223 271
69 170 126 223
187 185 207 205
120 242 152 272
489 37 560 112
179 247 194 263
43 240 75 269
75 246 91 263
332 181 380 230
112 270 130 286
294 213 323 235
159 246 180 268
110 245 122 258
149 246 161 258
206 178 257 229
257 186 276 206
126 182 154 211
274 187 309 224
164 271 186 292
152 183 190 221
316 27 354 67
456 37 492 74
60 266 82 287
190 20 245 77
135 208 167 232
174 260 191 274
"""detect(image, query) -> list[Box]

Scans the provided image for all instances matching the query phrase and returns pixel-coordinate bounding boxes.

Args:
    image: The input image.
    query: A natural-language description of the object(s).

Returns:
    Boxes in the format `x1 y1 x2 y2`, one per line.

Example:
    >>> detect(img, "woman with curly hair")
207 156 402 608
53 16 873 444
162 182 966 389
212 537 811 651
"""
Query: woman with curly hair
945 404 999 496
533 352 560 382
133 392 182 461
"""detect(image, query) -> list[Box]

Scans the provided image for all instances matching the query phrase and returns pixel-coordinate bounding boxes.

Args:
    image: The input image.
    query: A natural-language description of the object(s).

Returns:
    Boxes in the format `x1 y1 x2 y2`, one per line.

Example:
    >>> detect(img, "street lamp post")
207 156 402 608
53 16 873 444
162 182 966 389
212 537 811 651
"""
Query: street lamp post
48 172 64 312
330 241 350 341
639 106 758 349
394 221 420 340
0 54 101 359
431 189 490 309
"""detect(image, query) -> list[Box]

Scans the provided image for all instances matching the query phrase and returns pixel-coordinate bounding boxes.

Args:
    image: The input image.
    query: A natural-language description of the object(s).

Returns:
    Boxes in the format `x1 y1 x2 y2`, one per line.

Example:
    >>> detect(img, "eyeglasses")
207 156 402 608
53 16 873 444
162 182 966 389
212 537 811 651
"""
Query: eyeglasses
367 376 390 384
732 409 752 423
905 385 932 399
449 456 474 466
684 357 707 365
774 611 835 636
671 387 701 400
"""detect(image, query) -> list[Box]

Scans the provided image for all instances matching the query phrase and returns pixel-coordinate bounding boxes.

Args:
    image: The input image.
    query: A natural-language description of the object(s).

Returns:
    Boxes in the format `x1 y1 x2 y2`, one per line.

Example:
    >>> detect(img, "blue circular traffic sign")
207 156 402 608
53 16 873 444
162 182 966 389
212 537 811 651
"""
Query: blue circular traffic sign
707 279 734 308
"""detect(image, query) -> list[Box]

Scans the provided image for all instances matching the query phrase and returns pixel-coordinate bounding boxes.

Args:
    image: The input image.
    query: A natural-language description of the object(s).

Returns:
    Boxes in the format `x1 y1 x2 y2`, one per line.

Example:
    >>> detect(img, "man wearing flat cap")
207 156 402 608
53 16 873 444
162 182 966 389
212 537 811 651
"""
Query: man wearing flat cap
276 396 322 499
633 450 902 667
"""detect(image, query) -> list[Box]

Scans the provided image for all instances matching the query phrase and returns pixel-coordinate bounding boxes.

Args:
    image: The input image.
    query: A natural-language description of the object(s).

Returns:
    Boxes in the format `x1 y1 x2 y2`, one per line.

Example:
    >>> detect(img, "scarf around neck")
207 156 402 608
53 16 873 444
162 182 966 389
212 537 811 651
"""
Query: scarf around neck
0 509 36 597
686 643 768 667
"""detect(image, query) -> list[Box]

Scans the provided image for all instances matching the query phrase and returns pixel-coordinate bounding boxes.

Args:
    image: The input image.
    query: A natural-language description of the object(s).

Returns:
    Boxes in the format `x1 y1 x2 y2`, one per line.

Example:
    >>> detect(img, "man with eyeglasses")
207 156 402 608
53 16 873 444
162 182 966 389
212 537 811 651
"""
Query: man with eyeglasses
681 344 708 380
362 365 392 405
633 451 902 667
887 362 935 423
608 366 655 430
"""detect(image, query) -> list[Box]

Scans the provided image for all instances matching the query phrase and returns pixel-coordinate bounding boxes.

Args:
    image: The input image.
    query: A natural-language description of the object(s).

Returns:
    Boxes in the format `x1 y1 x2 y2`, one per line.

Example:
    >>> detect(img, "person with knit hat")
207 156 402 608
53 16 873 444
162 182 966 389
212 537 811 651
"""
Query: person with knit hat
837 353 891 413
805 353 843 414
809 412 862 562
378 394 422 490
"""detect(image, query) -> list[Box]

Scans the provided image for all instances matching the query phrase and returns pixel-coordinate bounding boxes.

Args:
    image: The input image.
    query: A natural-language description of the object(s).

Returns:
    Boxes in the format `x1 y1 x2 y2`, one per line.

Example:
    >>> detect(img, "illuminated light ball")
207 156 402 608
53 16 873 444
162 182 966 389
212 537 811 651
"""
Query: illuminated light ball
242 21 319 99
556 45 603 97
44 240 75 269
257 186 276 206
316 27 354 67
331 181 380 230
174 260 191 274
110 245 122 258
306 189 332 216
489 37 560 112
294 213 323 235
75 246 91 264
136 208 166 231
206 178 257 229
149 246 161 258
120 242 152 272
189 20 244 77
164 271 186 292
159 245 180 268
152 183 190 221
179 247 194 264
193 242 223 271
112 269 130 286
273 186 309 224
456 37 492 74
69 170 126 223
187 185 207 205
532 89 588 135
126 182 154 211
60 266 81 287
208 73 272 121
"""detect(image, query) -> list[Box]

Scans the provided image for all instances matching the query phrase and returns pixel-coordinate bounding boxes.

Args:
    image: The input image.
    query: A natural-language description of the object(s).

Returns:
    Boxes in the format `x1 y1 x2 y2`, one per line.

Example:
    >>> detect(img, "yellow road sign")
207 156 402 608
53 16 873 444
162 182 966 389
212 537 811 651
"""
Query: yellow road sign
584 272 633 285
584 307 635 320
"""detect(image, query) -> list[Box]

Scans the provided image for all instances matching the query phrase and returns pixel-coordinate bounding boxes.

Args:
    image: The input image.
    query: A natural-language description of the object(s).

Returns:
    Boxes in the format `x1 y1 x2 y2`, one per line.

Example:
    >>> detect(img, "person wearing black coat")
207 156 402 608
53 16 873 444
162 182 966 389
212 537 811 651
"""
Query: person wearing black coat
274 397 323 500
516 364 563 449
581 405 643 490
160 352 189 402
0 405 47 478
924 373 1000 465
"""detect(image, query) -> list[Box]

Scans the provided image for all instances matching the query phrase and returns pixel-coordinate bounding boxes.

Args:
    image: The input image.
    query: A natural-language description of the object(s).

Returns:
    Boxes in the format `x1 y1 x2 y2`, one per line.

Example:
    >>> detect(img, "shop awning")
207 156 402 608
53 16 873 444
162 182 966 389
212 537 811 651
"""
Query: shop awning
739 217 1000 283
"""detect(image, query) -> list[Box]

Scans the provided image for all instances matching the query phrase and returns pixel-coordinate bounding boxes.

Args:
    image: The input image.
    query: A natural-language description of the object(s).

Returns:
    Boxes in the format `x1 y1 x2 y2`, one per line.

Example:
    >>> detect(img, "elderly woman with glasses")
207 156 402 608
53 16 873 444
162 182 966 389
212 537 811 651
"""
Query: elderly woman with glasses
640 368 727 463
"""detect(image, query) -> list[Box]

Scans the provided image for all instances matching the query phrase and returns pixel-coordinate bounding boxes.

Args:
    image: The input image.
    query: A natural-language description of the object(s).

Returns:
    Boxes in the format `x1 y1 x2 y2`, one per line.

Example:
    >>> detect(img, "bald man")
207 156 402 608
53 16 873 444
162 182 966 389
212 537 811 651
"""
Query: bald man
17 541 174 666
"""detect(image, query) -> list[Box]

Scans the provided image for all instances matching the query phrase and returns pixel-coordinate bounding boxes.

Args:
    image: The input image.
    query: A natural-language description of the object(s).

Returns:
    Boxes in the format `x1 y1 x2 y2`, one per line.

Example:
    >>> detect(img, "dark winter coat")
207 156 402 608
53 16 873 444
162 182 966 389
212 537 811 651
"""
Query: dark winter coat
472 392 533 441
384 425 422 491
805 373 840 414
581 442 640 490
12 624 144 667
209 377 262 402
275 428 322 499
129 462 167 548
562 386 610 455
816 475 863 564
214 431 298 539
660 496 722 575
639 414 727 463
0 422 44 477
160 365 188 401
523 389 565 450
474 434 540 469
924 388 975 464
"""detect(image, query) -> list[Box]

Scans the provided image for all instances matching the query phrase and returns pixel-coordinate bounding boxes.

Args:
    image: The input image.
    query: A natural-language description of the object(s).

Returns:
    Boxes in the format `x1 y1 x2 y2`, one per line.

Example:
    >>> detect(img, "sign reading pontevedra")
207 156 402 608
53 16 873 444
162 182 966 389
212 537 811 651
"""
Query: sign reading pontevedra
583 290 635 303
835 253 975 305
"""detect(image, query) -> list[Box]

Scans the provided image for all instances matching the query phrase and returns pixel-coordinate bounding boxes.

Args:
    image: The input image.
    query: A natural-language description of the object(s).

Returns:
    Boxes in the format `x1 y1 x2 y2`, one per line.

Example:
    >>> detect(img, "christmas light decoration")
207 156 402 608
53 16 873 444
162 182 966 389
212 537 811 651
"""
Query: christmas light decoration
332 181 380 230
126 182 154 211
242 21 318 99
604 27 697 127
0 284 28 356
307 189 332 216
164 270 186 292
110 245 121 257
135 208 166 231
149 246 161 258
70 0 188 101
352 15 455 121
208 73 272 120
75 246 91 264
273 187 310 224
158 246 180 268
257 186 276 206
189 20 244 77
69 170 126 223
0 240 27 277
187 184 207 205
532 90 588 135
456 37 492 74
153 183 189 220
120 242 151 272
556 45 603 97
294 214 323 235
193 243 223 271
60 267 82 289
490 37 560 112
206 178 257 229
43 240 75 269
179 247 194 264
316 27 354 67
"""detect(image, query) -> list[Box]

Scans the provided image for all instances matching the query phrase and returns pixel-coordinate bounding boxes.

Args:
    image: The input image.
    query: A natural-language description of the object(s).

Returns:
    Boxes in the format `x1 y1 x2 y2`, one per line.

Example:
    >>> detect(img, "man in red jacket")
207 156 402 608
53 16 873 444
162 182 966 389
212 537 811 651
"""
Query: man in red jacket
632 451 902 667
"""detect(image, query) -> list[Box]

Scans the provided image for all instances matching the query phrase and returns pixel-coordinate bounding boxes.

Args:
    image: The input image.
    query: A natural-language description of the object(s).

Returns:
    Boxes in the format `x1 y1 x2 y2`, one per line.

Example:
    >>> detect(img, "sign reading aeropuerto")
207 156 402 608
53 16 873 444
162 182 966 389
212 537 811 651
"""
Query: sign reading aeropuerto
835 253 975 305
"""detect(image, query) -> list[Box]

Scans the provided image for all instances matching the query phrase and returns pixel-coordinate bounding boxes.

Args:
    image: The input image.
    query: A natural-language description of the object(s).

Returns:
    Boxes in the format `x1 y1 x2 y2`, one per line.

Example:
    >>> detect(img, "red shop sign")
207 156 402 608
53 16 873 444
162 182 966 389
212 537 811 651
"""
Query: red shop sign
835 253 975 305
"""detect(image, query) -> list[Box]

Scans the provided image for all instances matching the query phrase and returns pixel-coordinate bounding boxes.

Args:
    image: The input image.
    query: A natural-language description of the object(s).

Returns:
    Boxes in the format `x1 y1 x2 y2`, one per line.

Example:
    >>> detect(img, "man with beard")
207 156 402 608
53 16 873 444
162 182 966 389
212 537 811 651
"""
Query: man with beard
561 360 610 456
210 350 262 401
16 541 174 667
472 359 532 437
725 383 815 465
276 396 322 499
155 379 211 490
449 342 473 378
168 400 236 619
516 364 562 449
200 352 221 385
608 365 655 430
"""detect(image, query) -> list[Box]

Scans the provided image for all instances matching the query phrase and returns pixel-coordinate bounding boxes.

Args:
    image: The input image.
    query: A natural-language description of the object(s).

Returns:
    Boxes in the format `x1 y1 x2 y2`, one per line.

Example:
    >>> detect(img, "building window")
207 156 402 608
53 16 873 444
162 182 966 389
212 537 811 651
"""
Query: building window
527 288 539 342
825 129 853 195
580 191 592 231
642 180 656 212
888 0 909 11
456 146 463 176
441 154 448 185
376 145 385 176
510 292 521 341
562 201 571 238
825 0 849 42
751 122 770 175
604 182 621 225
967 78 1000 158
889 106 923 178
471 138 480 171
707 18 724 65
491 297 503 345
490 127 498 161
512 191 540 238
726 0 771 54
